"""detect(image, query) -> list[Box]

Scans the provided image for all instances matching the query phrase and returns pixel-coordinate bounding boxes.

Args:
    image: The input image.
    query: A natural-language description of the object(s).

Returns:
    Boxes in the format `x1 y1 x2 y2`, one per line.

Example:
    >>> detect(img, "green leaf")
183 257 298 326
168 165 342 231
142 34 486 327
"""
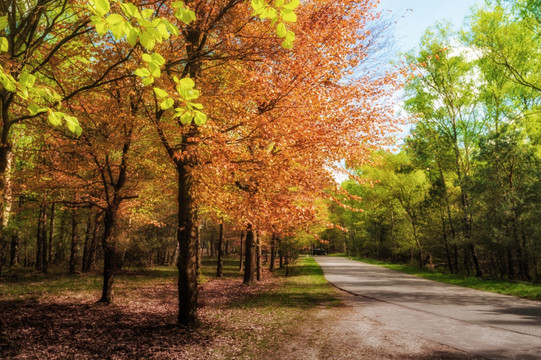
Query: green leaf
178 77 195 89
156 23 170 40
283 0 299 10
140 31 155 50
153 87 169 98
134 67 150 77
281 39 293 49
163 20 180 37
120 2 140 18
275 0 284 7
0 16 8 30
146 26 163 43
194 110 207 126
151 52 166 66
27 103 40 115
20 73 36 88
180 111 193 125
251 0 265 13
190 102 204 110
106 14 124 25
142 76 154 86
276 23 287 38
281 9 297 22
75 125 83 137
265 7 278 20
47 110 62 126
92 16 108 36
185 89 200 101
0 37 8 52
109 22 127 40
178 9 196 24
285 30 295 42
94 0 110 16
142 53 153 63
172 1 185 10
148 62 161 77
141 9 154 19
0 72 16 92
127 27 139 46
160 97 175 110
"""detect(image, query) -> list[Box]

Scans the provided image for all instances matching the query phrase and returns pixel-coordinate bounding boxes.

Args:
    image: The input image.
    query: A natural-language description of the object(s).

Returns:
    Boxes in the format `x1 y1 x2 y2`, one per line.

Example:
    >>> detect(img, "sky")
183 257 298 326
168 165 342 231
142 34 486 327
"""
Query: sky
377 0 483 54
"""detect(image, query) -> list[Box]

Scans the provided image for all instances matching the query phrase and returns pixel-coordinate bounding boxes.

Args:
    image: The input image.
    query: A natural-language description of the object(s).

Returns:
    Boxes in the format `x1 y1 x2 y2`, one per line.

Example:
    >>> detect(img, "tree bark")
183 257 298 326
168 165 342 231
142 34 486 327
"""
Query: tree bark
256 232 261 281
239 231 244 271
36 203 48 273
9 233 18 267
216 222 224 277
269 233 276 272
86 211 100 272
243 225 256 285
176 161 199 325
48 202 55 266
82 208 93 272
69 210 78 275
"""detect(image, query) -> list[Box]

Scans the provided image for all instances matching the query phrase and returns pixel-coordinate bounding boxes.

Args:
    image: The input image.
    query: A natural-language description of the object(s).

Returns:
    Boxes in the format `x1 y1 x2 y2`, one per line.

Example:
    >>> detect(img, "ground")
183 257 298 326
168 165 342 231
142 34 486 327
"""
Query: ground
0 257 482 359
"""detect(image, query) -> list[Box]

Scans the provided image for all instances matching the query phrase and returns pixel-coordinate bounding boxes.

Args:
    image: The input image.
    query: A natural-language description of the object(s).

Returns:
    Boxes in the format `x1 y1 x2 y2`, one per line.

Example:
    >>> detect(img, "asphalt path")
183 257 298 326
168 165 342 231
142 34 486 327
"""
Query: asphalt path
314 256 541 359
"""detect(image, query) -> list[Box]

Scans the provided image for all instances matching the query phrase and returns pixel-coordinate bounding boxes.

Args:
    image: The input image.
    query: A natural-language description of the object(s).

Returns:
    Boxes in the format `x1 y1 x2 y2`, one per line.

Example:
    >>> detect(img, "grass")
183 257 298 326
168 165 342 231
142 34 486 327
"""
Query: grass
0 265 177 300
335 254 541 301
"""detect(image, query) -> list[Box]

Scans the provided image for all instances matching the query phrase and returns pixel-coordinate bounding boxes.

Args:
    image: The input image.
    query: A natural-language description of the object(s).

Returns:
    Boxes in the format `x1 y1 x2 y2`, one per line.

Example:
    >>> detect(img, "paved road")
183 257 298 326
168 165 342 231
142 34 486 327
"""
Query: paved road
314 256 541 359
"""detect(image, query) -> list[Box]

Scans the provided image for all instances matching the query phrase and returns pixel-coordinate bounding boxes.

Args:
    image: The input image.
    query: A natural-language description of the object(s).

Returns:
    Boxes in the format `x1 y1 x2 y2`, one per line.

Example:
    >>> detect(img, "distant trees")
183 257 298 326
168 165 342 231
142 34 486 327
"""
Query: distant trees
328 0 540 281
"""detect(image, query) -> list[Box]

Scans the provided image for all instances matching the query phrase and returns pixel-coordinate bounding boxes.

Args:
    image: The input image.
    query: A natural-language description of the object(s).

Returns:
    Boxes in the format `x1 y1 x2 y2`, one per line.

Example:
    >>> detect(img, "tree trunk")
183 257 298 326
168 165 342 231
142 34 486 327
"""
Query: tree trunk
216 222 224 277
243 225 256 285
196 223 201 278
48 202 55 266
36 204 48 273
9 233 18 267
239 231 244 271
176 162 199 325
269 233 276 272
82 208 93 272
209 232 215 257
87 211 100 272
256 232 261 281
0 144 13 277
69 210 78 275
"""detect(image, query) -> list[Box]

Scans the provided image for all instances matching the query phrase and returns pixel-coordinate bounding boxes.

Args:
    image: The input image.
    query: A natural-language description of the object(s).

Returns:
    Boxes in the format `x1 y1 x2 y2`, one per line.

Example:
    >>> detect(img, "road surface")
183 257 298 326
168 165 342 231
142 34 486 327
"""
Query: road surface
314 256 541 360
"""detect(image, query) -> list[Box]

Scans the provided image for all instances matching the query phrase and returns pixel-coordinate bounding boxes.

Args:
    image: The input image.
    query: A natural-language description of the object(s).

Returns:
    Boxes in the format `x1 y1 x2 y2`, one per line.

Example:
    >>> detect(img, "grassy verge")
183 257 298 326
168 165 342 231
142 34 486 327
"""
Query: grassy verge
208 256 342 358
335 254 541 301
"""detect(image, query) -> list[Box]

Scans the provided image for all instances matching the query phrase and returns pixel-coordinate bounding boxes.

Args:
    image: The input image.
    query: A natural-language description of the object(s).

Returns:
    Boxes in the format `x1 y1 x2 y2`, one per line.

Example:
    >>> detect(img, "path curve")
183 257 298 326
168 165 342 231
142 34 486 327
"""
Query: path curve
314 256 541 360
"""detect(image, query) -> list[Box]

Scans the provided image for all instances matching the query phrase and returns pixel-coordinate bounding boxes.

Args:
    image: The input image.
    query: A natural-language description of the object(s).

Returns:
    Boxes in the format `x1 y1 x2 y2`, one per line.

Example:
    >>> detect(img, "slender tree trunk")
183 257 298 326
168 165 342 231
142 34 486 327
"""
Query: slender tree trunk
87 211 100 272
36 204 48 273
82 208 93 272
216 222 224 277
176 161 199 325
209 232 215 257
196 223 201 277
69 210 78 275
256 232 261 281
0 144 13 277
48 202 55 266
243 225 256 285
9 233 18 267
239 231 244 271
269 233 276 272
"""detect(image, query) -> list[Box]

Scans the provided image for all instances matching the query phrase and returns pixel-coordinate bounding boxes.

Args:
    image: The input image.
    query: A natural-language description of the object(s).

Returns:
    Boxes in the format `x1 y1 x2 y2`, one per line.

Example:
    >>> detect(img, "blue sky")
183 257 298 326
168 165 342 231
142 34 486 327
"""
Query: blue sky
377 0 483 53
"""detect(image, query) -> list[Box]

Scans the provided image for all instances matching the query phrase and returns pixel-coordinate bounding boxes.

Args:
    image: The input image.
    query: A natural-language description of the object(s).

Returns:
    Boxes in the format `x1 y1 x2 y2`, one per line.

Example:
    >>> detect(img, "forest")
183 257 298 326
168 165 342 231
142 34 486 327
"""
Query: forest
0 0 539 335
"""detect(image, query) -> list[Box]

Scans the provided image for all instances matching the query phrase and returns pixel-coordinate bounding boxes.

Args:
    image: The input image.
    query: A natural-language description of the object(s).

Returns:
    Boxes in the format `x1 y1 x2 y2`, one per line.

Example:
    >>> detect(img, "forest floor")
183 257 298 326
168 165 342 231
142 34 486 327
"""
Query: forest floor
0 256 481 359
